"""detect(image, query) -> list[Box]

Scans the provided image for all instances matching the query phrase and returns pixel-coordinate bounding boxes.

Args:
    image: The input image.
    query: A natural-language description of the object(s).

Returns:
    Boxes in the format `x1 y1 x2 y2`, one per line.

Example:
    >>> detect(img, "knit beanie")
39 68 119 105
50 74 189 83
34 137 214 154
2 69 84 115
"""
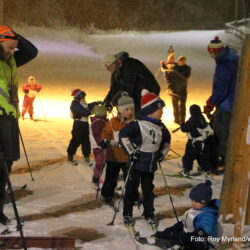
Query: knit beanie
93 105 107 117
117 95 135 114
140 89 165 116
102 54 118 68
0 26 18 42
71 88 86 100
189 180 212 204
208 36 224 53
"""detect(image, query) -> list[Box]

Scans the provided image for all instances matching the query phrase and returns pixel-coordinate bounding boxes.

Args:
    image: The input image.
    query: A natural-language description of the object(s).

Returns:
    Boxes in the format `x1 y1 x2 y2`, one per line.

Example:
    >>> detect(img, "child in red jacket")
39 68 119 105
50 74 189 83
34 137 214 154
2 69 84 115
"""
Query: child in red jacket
21 76 42 120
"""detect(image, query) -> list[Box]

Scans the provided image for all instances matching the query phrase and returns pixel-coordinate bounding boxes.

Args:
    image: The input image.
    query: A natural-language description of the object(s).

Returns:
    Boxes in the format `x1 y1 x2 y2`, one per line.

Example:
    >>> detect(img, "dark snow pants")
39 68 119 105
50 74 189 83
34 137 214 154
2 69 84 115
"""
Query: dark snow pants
101 161 127 199
212 109 231 165
0 115 20 213
171 89 187 124
67 121 91 158
182 140 213 172
123 168 155 218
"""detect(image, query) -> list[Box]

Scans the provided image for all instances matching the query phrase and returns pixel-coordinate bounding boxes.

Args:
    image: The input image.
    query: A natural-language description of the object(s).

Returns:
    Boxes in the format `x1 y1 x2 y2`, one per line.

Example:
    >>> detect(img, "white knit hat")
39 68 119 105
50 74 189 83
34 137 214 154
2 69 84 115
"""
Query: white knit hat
102 54 118 67
117 95 135 114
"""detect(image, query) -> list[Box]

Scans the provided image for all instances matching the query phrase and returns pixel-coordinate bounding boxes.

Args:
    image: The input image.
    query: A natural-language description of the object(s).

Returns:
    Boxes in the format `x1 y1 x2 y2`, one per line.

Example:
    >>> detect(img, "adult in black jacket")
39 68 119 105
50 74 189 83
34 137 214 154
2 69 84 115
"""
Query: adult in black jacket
0 26 38 226
161 56 191 124
103 52 160 112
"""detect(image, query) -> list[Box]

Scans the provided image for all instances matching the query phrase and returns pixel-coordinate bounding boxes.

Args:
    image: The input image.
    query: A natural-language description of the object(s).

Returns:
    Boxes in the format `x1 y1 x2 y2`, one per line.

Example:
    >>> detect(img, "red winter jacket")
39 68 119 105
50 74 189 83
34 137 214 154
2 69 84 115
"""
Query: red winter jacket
22 83 42 99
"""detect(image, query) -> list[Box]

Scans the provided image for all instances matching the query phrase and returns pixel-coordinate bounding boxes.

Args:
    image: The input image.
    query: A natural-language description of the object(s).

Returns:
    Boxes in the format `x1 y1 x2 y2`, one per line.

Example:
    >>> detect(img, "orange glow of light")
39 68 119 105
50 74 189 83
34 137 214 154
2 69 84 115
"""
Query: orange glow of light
18 90 208 128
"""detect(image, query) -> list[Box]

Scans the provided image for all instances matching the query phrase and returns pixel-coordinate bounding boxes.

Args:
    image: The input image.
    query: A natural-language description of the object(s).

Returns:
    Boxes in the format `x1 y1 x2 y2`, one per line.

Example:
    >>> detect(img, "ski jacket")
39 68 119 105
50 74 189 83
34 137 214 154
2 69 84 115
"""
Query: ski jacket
0 35 38 117
180 114 213 151
70 100 98 121
165 64 191 93
119 115 171 172
103 52 160 111
193 199 219 237
208 47 239 112
90 116 108 149
22 83 42 99
101 116 128 163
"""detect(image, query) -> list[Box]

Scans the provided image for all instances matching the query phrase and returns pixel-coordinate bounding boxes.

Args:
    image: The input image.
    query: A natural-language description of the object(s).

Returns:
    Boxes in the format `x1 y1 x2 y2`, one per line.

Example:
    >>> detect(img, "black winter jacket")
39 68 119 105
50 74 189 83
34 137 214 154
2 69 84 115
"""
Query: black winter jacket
104 52 160 112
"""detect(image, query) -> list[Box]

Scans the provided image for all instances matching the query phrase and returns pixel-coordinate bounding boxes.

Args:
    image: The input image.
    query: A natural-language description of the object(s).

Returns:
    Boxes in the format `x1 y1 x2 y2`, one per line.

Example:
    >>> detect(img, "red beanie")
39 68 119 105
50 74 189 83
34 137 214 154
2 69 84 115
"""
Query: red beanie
140 89 165 115
71 89 86 100
207 36 224 53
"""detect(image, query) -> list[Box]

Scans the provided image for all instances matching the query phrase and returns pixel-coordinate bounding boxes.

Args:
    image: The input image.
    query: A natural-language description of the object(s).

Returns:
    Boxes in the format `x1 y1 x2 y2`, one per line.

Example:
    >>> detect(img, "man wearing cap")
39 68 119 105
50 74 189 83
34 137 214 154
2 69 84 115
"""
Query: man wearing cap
203 36 239 169
102 51 160 112
0 26 38 225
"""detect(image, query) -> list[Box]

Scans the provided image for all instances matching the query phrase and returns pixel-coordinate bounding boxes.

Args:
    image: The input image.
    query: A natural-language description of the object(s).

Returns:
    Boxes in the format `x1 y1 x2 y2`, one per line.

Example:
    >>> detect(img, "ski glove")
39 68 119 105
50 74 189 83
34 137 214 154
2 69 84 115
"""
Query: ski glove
157 152 164 162
129 148 140 161
105 102 113 112
99 139 109 149
203 99 215 115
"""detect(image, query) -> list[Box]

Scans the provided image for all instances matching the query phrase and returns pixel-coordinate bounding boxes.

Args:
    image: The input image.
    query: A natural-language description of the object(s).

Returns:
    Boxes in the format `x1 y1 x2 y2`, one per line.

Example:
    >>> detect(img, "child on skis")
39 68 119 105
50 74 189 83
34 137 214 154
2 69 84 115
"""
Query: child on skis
155 180 219 250
67 89 101 165
119 90 171 225
90 104 108 185
179 104 214 177
100 95 135 205
21 76 42 120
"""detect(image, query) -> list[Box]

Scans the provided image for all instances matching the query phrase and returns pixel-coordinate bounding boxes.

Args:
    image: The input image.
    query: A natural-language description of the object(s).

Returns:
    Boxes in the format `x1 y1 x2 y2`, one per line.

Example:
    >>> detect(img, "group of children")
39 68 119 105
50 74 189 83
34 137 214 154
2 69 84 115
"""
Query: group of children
67 86 219 249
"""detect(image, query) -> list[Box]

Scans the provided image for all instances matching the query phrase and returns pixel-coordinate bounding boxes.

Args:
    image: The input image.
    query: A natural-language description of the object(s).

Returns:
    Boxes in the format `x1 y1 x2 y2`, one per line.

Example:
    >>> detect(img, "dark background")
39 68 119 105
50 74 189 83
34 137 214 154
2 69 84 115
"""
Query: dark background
4 0 250 31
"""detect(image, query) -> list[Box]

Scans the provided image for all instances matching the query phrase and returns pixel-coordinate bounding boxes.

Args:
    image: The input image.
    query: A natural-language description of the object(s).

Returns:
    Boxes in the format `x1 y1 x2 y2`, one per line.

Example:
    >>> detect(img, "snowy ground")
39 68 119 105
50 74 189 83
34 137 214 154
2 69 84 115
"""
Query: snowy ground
2 27 248 249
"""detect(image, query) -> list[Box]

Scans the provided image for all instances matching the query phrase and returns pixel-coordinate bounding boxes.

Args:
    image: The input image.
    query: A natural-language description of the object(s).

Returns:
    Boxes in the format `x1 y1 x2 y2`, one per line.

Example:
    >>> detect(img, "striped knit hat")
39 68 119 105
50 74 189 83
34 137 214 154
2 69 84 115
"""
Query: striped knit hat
0 26 18 42
140 89 165 116
71 89 86 100
208 36 224 53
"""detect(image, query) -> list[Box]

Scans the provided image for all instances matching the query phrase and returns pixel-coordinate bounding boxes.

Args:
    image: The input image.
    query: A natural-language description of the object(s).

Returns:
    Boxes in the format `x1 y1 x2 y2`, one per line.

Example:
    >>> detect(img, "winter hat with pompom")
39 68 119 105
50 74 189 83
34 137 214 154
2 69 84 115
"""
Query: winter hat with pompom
208 36 224 53
189 180 213 204
71 89 86 100
140 89 165 116
93 105 107 117
117 94 135 114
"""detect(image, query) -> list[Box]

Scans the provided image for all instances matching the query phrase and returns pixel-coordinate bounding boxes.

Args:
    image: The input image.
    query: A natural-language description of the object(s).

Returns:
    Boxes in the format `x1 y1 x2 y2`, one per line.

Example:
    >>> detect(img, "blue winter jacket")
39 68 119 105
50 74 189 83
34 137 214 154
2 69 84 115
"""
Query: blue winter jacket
119 115 171 172
194 199 219 237
209 47 239 112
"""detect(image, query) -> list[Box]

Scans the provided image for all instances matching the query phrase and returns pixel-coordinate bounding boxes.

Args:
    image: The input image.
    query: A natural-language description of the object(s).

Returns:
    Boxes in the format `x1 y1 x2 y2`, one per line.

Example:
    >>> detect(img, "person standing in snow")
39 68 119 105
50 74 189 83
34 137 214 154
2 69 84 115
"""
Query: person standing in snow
155 180 219 250
67 89 101 165
89 104 108 185
179 105 214 177
0 26 38 226
100 95 135 205
161 55 191 124
203 37 239 170
102 51 161 113
21 75 42 120
119 90 171 225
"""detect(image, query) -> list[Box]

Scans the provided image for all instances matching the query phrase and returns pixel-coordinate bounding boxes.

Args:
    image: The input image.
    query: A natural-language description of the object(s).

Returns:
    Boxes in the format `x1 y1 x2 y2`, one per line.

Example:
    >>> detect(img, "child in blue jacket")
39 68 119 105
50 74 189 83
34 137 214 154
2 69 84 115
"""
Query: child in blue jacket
119 89 171 225
155 180 219 250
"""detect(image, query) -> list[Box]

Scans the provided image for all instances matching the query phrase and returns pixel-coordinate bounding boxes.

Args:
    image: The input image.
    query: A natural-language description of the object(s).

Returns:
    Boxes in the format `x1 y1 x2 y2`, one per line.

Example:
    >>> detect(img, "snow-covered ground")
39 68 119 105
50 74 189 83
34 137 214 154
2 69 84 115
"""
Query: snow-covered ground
2 26 248 249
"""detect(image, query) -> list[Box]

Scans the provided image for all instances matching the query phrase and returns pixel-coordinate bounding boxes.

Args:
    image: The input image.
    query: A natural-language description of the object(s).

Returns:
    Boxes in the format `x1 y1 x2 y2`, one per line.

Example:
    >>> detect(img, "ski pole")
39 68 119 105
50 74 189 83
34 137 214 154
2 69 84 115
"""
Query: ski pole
19 129 34 181
37 93 47 121
158 162 179 222
107 160 134 226
154 66 161 78
169 148 182 158
1 156 27 250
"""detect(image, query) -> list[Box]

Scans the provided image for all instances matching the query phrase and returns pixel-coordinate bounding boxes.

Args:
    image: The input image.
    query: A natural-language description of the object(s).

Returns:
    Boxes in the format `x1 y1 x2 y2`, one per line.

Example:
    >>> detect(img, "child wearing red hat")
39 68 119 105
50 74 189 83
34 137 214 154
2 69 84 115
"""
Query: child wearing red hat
119 89 171 226
67 89 101 165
